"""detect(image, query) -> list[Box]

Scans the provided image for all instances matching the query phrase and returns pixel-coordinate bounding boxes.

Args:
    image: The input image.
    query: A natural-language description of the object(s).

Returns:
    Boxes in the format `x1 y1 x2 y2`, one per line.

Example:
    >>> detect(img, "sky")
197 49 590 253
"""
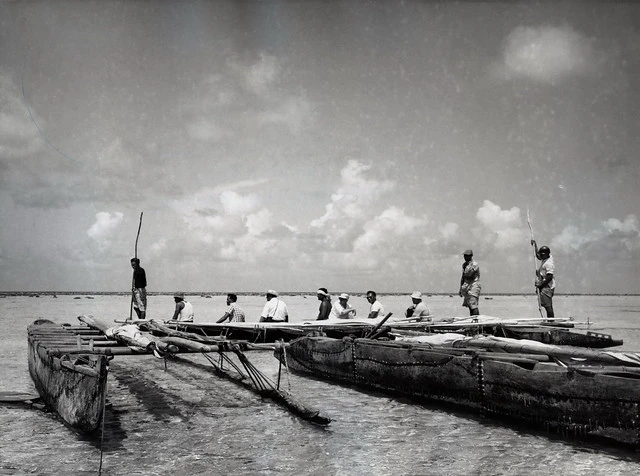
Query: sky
0 1 639 294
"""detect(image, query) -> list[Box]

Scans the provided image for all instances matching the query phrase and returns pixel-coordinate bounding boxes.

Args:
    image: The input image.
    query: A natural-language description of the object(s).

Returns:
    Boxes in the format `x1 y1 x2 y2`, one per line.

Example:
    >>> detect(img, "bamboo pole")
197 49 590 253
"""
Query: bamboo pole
527 208 544 318
129 212 144 321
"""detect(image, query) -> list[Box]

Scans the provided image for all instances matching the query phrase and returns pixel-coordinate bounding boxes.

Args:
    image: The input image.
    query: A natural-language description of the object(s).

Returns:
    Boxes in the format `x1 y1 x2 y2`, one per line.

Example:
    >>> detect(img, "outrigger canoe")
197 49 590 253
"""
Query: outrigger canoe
164 318 385 343
276 335 640 447
27 316 329 432
27 319 110 433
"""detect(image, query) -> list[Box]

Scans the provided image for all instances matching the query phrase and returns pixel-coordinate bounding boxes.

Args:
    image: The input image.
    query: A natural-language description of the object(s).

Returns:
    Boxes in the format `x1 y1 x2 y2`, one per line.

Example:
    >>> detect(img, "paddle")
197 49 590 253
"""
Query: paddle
365 312 393 339
526 208 544 318
129 212 144 321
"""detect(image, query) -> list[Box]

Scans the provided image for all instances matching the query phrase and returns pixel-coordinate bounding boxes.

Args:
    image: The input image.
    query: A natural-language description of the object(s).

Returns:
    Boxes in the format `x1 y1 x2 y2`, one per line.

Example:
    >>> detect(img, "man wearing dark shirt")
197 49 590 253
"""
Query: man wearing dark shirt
130 258 147 319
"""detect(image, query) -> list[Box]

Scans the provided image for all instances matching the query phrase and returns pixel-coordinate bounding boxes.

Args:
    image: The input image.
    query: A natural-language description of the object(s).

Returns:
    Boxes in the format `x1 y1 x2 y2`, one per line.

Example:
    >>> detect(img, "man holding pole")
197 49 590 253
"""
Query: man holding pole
531 240 555 319
130 258 147 320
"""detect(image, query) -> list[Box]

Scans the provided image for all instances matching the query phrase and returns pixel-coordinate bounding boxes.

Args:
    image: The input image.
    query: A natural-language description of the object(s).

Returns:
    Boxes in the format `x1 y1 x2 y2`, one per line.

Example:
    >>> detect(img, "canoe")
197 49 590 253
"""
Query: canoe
27 319 109 433
496 326 622 348
165 318 383 343
390 315 621 348
276 336 640 447
27 316 330 430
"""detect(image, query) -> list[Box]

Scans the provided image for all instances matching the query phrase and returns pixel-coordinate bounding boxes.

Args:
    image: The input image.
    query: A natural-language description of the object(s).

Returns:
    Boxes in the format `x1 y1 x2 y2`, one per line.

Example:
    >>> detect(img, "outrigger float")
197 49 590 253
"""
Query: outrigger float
276 334 640 447
390 315 623 349
27 316 330 433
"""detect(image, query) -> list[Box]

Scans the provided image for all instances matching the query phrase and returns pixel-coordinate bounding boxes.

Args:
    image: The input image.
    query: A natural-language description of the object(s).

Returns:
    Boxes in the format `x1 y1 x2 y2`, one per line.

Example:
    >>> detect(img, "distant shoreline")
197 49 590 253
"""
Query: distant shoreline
1 291 639 297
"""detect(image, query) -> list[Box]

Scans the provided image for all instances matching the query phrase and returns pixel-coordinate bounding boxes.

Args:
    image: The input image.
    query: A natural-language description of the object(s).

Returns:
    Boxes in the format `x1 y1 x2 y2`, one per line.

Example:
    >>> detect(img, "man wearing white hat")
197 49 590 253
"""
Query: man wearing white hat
330 293 357 319
404 292 432 320
260 290 289 322
171 292 194 322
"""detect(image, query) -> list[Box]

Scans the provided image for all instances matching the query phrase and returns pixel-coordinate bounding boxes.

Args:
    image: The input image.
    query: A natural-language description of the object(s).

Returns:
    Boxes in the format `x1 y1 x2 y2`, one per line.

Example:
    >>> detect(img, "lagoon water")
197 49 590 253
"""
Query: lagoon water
2 293 640 475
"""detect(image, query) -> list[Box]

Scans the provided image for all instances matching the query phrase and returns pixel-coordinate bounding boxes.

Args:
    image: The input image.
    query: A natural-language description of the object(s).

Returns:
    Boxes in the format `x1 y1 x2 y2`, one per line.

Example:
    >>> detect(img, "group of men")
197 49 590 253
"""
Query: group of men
129 240 556 323
315 289 432 321
458 243 555 318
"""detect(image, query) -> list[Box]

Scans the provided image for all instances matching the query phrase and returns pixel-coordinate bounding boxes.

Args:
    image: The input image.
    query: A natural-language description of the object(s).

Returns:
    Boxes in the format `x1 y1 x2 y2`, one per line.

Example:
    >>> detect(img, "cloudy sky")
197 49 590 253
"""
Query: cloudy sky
1 1 638 294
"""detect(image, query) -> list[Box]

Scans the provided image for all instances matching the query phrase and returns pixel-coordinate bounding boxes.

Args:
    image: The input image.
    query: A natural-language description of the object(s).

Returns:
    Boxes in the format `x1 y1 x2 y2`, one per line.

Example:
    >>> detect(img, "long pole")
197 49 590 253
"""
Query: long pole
129 212 144 321
526 208 544 318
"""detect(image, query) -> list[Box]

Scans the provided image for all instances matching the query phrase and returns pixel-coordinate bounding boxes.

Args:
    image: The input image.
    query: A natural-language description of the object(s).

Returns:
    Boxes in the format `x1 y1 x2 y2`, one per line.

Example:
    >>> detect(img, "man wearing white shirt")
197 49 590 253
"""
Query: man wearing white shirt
260 290 289 322
330 293 357 319
366 290 384 319
405 291 432 320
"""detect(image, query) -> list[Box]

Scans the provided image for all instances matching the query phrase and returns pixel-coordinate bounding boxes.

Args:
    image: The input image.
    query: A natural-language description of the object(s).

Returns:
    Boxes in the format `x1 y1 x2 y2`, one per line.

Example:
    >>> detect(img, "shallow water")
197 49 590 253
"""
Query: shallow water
2 294 640 475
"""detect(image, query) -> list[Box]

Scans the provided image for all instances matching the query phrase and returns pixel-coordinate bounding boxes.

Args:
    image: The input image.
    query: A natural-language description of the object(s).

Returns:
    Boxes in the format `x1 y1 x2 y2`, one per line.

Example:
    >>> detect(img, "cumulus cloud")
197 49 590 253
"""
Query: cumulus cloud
346 206 428 269
474 200 526 249
310 160 395 248
305 160 431 271
171 188 246 239
552 214 640 254
496 25 597 83
220 190 260 216
171 184 293 264
551 225 597 253
245 209 272 236
87 211 124 241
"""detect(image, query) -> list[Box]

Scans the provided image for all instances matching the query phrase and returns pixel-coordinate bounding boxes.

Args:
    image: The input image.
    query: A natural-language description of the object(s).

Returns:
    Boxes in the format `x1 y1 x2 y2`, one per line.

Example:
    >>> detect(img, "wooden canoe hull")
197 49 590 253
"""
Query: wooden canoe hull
278 337 640 446
499 326 623 348
27 321 108 433
169 320 380 343
392 322 622 348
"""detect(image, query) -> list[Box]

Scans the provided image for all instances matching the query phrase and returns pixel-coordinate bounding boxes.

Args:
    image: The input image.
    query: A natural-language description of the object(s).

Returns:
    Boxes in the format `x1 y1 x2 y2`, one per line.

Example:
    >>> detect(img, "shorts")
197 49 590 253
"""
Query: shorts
539 288 554 308
462 293 479 310
133 288 147 311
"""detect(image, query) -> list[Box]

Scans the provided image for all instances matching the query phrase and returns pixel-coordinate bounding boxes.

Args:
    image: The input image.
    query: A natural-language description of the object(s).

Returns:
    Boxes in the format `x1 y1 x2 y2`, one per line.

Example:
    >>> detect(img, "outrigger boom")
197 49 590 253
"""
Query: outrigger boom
27 315 329 433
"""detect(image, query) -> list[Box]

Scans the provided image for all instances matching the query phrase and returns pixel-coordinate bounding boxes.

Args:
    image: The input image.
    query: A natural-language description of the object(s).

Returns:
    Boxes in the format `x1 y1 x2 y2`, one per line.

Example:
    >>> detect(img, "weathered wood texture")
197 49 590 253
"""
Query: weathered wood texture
27 321 108 433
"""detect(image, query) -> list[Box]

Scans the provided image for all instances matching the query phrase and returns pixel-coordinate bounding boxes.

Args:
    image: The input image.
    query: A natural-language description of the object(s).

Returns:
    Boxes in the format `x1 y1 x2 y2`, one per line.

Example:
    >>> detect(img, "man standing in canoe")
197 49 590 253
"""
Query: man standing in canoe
260 290 289 322
531 240 555 318
171 292 194 322
366 290 385 319
217 293 246 323
130 258 147 320
459 250 481 316
316 288 332 320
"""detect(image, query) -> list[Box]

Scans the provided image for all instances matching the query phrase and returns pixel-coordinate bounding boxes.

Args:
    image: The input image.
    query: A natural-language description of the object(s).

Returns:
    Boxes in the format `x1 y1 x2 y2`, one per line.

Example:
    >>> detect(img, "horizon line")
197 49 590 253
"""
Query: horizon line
1 291 639 297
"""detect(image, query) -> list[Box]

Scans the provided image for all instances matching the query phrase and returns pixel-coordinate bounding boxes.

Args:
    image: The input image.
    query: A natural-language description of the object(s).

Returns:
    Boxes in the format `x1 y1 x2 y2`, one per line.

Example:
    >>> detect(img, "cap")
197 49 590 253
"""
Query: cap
338 293 350 300
463 249 473 256
316 289 328 296
173 292 185 299
539 246 550 254
266 289 278 297
411 291 422 300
